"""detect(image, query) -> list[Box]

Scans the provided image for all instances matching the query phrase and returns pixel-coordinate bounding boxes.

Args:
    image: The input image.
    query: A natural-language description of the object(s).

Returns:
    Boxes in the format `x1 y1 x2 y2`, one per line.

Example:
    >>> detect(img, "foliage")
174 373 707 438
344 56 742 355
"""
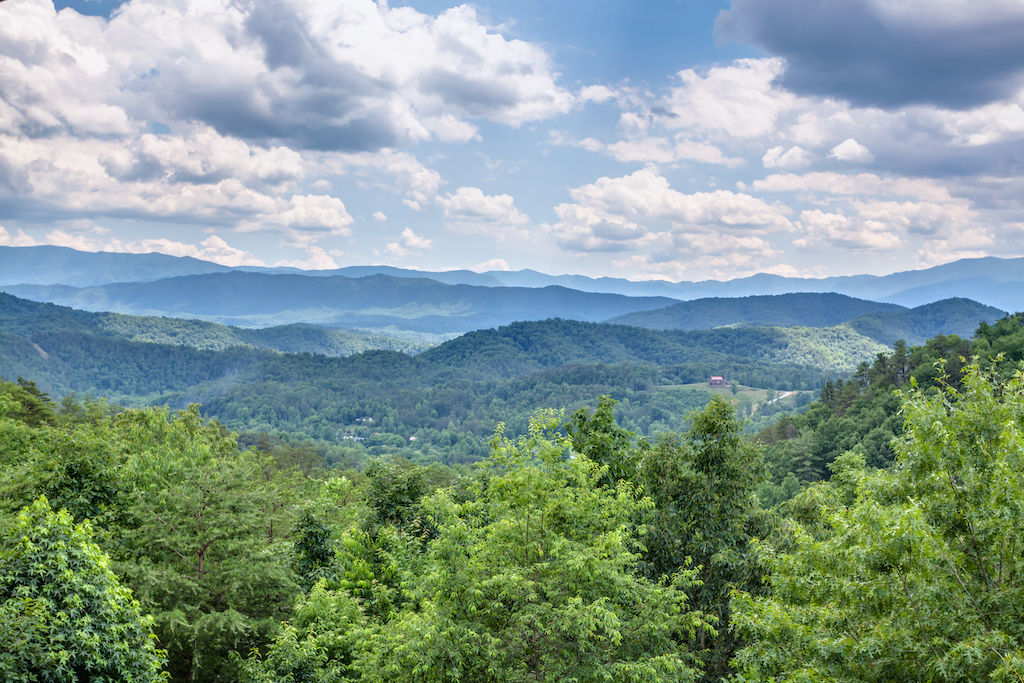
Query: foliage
732 362 1024 681
112 405 301 682
0 497 166 682
247 414 711 681
639 397 767 679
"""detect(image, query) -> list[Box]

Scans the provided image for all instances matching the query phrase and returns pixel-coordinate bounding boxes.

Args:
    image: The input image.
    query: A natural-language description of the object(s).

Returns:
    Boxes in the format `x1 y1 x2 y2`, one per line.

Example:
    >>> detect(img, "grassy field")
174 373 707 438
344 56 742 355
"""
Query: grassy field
664 382 812 416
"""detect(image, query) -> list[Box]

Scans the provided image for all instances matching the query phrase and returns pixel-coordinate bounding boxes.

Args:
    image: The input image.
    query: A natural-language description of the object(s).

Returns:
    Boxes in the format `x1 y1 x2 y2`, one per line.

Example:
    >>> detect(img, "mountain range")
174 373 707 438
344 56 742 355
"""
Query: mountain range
1 272 679 334
2 245 1022 311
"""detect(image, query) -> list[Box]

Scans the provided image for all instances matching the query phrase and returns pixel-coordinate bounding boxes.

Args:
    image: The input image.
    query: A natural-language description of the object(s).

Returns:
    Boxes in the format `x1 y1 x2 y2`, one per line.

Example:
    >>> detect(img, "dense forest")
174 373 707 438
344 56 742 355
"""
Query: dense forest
6 292 906 462
3 313 1024 680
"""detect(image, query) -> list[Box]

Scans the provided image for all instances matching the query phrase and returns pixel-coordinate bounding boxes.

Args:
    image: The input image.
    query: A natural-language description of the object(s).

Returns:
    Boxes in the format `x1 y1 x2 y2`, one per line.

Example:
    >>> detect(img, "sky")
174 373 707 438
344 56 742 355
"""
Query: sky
2 0 1024 281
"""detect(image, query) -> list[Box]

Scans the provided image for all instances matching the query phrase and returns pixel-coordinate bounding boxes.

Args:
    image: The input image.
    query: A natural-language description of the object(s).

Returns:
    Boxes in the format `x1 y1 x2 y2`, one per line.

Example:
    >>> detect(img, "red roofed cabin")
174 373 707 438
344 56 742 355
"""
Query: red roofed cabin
709 376 727 386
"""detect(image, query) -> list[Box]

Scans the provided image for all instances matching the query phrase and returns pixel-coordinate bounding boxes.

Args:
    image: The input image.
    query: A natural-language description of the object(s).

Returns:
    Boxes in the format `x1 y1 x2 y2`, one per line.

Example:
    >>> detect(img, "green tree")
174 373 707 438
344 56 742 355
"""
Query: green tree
359 414 710 682
566 394 645 486
732 362 1024 681
0 497 166 682
113 406 299 683
639 396 765 679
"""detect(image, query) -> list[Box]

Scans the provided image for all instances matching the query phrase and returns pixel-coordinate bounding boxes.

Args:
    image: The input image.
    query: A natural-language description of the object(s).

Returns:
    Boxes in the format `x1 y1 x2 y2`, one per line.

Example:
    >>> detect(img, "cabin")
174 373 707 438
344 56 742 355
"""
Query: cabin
709 375 727 386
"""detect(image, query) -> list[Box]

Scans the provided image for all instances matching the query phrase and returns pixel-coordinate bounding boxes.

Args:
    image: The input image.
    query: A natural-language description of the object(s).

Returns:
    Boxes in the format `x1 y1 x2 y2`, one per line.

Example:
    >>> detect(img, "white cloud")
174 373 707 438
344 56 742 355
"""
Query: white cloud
326 149 442 211
30 228 265 266
578 85 616 104
610 231 781 280
372 211 388 222
274 195 354 233
95 0 570 149
275 246 340 270
795 209 901 250
915 227 996 268
551 168 793 260
852 199 974 237
383 227 432 259
828 138 875 163
472 257 510 272
940 100 1024 146
437 186 529 233
753 171 954 202
0 224 38 247
663 58 796 139
98 124 306 186
585 136 743 166
762 145 813 169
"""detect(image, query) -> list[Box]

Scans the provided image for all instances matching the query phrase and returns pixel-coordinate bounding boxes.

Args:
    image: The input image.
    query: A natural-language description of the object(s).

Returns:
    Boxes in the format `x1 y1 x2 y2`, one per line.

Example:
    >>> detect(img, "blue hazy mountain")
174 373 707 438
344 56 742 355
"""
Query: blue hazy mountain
0 245 230 287
1 246 1021 311
1 272 679 334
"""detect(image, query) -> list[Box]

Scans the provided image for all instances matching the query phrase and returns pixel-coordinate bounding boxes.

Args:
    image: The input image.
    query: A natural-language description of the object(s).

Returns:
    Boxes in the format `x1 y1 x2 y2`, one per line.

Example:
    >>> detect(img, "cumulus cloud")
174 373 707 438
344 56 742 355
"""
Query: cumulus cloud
550 168 793 278
717 0 1024 109
98 125 305 186
383 227 432 259
599 54 1024 189
829 138 874 163
472 257 510 272
0 224 38 247
29 227 266 266
753 171 954 202
578 85 616 104
273 195 354 234
275 245 340 270
662 59 796 139
325 149 442 211
915 227 997 267
762 145 813 169
611 231 781 281
578 135 744 166
102 0 569 151
0 0 565 257
437 186 529 234
795 209 901 251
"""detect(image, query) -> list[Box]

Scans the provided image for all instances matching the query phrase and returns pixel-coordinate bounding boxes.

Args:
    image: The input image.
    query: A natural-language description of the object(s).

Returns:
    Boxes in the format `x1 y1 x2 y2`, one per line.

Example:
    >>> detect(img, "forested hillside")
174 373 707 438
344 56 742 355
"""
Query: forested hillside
607 293 1004 344
2 295 897 462
847 296 1006 344
0 293 430 355
756 314 1024 505
606 292 903 329
4 313 1024 681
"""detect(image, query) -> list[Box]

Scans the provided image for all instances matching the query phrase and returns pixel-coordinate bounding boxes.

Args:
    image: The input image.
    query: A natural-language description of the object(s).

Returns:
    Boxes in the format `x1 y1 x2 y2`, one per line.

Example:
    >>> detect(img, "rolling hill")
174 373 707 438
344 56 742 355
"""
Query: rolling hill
605 293 1005 345
847 298 1008 345
0 293 430 356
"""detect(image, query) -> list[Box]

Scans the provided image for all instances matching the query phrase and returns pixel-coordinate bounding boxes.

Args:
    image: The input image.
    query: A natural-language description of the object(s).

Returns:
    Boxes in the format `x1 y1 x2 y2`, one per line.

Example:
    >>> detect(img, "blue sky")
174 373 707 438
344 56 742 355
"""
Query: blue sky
2 0 1024 281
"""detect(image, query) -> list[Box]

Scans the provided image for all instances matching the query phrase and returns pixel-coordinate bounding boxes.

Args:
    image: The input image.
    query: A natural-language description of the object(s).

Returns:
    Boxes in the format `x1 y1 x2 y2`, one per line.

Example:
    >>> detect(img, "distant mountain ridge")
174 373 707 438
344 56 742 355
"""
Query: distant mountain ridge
1 246 1022 310
606 293 904 330
1 272 679 334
